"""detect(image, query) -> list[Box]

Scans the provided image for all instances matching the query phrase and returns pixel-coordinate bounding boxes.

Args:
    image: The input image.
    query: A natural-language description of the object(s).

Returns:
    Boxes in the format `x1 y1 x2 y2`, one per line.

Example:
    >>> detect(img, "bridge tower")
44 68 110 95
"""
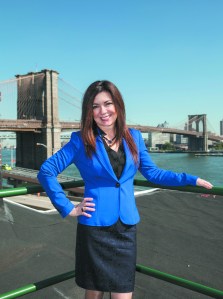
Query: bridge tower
16 69 61 169
188 114 208 152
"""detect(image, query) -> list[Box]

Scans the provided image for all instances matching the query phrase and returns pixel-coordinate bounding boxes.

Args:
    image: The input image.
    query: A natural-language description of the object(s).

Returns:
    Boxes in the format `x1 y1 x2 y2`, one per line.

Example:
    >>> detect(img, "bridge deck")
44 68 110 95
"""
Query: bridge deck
0 119 222 141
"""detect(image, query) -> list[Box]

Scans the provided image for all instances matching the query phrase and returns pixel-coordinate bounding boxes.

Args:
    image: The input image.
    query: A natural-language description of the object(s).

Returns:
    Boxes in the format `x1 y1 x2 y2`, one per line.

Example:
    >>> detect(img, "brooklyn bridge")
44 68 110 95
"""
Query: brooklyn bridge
0 69 222 169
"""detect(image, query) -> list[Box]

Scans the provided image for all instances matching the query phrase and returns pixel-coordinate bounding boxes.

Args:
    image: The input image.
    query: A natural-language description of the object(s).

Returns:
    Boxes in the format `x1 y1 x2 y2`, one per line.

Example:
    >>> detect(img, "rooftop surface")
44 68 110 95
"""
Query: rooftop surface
1 190 223 298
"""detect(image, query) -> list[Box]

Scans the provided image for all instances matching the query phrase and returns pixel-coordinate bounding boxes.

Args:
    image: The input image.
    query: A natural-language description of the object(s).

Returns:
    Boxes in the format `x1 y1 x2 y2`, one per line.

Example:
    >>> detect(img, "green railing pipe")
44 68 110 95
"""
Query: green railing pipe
0 271 75 299
136 264 223 299
1 178 223 199
1 265 223 299
134 179 223 196
0 180 84 198
0 285 36 299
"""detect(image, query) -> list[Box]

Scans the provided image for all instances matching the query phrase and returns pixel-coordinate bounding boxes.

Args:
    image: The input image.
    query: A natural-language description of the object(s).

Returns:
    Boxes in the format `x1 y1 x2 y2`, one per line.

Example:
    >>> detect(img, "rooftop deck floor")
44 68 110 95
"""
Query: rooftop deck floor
1 189 223 298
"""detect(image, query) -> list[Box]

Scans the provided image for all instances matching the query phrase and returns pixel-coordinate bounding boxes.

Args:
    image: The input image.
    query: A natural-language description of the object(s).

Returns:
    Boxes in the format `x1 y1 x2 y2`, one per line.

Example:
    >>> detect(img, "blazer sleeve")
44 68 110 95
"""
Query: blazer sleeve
135 130 198 186
37 132 82 217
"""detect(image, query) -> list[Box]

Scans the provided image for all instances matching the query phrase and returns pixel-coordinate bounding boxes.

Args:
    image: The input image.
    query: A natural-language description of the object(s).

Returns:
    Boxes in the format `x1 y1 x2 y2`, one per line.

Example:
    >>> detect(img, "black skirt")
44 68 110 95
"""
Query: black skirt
75 219 137 293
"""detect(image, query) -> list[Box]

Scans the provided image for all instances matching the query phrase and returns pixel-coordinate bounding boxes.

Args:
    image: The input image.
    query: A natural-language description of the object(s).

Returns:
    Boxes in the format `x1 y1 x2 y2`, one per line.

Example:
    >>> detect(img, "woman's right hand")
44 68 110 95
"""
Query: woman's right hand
69 197 95 218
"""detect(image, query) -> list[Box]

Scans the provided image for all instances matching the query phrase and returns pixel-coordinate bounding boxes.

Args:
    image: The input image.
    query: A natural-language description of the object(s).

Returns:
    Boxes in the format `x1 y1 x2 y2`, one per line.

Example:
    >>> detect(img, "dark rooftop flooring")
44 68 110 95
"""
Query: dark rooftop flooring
1 189 223 298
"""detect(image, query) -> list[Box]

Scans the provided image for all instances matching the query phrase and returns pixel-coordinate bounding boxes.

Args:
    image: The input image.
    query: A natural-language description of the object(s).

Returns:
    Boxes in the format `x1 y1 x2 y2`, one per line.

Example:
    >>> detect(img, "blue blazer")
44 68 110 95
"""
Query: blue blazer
37 129 198 226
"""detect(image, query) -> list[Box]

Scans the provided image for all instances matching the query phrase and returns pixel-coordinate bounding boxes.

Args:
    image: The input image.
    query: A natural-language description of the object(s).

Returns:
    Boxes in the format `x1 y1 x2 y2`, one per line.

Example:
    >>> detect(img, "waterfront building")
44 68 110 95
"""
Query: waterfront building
147 121 174 149
147 131 171 149
0 132 73 149
0 132 16 148
175 134 188 150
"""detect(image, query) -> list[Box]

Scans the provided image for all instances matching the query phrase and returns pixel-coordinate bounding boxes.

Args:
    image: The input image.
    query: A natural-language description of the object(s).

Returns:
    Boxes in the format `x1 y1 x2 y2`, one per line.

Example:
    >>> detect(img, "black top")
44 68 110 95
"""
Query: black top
103 140 126 179
96 126 126 179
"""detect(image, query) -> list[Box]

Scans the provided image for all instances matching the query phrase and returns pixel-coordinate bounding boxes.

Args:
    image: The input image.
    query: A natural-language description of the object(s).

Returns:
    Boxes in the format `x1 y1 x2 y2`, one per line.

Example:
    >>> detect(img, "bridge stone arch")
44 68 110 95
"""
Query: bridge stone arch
16 69 61 169
188 114 208 152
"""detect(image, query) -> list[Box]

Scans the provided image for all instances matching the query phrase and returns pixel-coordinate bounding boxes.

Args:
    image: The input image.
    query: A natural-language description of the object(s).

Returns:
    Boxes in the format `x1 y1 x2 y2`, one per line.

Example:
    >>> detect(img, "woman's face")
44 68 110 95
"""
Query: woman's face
92 91 117 130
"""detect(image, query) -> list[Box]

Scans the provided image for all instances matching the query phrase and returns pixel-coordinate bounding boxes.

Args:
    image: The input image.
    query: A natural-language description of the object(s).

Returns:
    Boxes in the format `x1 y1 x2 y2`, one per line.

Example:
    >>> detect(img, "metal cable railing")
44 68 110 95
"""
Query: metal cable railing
0 180 223 299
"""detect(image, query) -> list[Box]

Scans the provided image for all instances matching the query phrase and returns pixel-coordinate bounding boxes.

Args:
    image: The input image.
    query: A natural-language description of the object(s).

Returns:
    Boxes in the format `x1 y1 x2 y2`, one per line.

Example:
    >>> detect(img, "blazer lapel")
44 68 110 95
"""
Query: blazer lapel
95 136 117 180
94 136 136 182
120 138 135 181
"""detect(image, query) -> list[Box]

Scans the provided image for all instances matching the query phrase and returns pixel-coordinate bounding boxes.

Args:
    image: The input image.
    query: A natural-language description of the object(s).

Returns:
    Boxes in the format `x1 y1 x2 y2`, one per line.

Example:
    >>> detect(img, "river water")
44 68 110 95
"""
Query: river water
62 152 223 187
1 149 223 187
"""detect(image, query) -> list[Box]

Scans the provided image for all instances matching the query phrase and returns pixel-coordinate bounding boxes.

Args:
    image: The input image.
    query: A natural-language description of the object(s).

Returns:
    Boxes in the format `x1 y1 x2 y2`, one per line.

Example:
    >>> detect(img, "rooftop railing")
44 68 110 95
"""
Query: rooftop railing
1 179 223 299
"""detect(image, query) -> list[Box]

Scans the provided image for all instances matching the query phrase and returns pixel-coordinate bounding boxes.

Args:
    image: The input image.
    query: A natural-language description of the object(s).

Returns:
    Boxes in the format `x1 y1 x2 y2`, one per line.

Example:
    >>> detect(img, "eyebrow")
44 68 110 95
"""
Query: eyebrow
93 99 113 105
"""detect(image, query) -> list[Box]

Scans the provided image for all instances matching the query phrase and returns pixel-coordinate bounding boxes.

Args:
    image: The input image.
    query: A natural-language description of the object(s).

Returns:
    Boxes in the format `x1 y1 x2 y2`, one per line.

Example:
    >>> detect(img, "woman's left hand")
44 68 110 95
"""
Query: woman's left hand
196 178 213 189
69 197 95 217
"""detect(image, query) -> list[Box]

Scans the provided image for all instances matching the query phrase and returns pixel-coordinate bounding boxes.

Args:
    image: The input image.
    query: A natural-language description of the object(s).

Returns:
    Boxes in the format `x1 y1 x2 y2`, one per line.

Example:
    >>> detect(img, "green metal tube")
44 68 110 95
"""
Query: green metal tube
1 267 223 299
0 285 36 299
1 178 222 198
35 270 75 290
134 179 223 196
0 180 85 198
136 264 223 298
0 271 75 299
0 186 43 198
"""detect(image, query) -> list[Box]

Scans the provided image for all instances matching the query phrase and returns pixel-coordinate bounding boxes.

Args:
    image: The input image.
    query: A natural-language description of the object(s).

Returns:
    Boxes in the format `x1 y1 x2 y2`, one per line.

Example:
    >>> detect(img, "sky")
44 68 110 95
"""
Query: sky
0 0 223 134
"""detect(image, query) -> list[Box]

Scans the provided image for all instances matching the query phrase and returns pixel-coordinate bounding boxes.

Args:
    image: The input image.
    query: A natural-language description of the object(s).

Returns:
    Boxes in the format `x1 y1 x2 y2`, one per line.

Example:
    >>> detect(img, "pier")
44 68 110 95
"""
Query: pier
195 153 223 157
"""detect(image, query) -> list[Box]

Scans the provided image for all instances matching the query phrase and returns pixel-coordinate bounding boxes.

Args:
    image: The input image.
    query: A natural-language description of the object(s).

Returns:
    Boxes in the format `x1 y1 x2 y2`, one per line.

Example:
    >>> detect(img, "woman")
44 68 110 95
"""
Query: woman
37 80 213 299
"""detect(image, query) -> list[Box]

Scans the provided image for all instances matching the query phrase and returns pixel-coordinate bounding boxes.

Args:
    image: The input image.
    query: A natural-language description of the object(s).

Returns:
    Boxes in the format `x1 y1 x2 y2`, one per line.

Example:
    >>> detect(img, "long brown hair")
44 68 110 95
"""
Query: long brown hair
81 80 138 163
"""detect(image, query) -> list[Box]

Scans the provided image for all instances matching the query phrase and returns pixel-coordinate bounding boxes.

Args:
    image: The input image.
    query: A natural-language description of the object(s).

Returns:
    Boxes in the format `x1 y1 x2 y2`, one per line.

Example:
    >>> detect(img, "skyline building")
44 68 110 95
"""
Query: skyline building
220 119 223 136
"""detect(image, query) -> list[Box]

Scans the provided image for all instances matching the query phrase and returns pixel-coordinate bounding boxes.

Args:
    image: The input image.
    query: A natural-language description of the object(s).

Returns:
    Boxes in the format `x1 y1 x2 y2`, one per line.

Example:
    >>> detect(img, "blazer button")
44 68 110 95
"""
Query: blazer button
116 182 120 188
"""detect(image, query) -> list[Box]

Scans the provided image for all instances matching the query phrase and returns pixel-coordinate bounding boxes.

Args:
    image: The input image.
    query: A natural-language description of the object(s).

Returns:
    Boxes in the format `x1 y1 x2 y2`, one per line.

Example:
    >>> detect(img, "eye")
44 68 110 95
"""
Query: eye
92 104 99 109
105 101 113 106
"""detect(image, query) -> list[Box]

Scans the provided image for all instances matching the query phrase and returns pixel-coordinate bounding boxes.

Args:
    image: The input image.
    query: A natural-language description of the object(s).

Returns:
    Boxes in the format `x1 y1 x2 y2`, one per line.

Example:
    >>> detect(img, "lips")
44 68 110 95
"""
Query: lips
101 115 110 121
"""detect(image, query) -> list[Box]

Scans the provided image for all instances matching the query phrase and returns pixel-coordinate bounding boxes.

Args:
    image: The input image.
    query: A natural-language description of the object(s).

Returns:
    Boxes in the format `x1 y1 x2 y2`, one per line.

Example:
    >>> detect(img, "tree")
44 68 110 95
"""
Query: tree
213 142 223 151
162 142 175 151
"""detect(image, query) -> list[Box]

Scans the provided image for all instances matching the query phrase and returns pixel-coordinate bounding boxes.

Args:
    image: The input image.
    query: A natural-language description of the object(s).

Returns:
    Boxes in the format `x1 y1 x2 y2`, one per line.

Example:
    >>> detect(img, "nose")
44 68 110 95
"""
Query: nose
99 105 107 114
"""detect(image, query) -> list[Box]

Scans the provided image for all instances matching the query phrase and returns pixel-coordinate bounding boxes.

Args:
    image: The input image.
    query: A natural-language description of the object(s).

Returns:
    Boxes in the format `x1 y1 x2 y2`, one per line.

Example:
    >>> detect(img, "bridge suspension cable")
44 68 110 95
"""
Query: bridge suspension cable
169 118 188 130
207 119 218 136
59 94 81 109
58 77 83 95
0 77 17 119
58 77 82 121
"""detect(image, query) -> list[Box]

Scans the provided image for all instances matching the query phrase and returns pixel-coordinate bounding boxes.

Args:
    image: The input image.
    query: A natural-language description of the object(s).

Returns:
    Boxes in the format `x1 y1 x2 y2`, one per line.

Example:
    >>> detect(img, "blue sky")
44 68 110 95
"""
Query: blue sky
1 0 223 134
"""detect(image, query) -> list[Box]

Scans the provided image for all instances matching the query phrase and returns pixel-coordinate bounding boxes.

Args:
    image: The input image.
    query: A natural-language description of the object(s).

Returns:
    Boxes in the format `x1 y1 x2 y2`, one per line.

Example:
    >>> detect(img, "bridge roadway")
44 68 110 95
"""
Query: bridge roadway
0 119 223 142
